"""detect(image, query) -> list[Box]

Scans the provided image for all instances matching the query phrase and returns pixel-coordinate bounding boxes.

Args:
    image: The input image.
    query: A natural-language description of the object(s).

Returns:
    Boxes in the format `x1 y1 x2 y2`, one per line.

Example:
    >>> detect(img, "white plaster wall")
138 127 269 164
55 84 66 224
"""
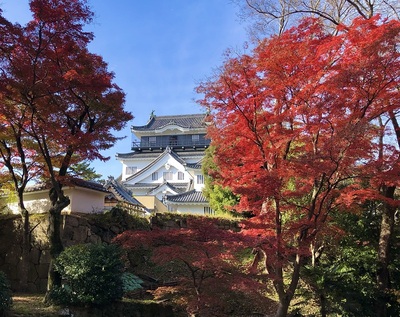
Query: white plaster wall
8 191 55 214
121 159 151 181
173 204 206 215
7 187 107 215
66 188 107 213
193 170 205 191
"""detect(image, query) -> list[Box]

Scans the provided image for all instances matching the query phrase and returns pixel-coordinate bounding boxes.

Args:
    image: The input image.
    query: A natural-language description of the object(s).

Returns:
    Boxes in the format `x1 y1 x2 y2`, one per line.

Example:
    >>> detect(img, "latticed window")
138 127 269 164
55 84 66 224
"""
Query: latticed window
192 134 200 144
163 171 173 181
196 174 204 184
152 172 158 181
178 171 185 180
126 166 137 175
149 136 156 146
204 207 214 215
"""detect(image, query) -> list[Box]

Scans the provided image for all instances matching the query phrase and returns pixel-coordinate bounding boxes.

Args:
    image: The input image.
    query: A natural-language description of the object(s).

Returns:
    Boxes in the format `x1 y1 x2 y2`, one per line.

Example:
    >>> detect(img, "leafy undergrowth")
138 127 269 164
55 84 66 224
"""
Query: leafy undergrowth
9 294 60 317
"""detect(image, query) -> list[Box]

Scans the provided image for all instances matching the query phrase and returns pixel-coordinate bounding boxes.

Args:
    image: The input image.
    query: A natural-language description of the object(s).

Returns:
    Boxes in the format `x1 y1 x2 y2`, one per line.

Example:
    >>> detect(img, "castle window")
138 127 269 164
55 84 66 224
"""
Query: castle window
178 172 185 180
152 172 158 181
204 207 214 215
126 166 137 175
163 171 173 181
169 135 178 146
192 134 200 144
197 175 204 184
149 136 156 146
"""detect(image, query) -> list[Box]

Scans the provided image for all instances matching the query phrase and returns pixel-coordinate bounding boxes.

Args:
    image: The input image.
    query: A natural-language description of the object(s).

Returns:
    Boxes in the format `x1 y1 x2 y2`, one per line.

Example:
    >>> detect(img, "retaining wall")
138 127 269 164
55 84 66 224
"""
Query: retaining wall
0 212 146 292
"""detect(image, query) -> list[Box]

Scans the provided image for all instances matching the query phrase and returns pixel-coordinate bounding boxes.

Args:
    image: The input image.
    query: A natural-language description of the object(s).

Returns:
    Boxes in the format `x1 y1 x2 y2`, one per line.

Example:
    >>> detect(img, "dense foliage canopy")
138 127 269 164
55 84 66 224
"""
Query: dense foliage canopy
0 0 132 294
197 16 400 317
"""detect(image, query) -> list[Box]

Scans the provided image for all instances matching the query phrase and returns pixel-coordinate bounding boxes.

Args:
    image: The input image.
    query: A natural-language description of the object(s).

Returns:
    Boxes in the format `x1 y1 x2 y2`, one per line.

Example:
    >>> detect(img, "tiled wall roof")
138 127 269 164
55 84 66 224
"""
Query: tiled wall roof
131 113 207 131
166 190 208 203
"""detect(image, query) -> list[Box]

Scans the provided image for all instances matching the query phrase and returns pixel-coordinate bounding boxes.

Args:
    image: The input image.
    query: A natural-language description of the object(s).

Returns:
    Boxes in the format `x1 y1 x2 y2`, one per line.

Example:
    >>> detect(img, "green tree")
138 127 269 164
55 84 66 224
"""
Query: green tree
68 160 102 182
301 202 400 316
202 146 239 216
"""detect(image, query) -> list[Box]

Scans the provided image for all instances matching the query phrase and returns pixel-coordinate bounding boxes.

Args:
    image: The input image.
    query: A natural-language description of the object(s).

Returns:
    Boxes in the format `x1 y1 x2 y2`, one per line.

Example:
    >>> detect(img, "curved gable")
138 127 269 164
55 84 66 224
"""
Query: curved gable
124 148 189 185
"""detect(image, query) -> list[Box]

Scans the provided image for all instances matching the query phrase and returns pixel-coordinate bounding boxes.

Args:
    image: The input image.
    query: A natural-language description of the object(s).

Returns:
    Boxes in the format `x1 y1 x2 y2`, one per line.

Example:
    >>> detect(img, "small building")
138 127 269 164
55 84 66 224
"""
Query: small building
5 179 109 214
116 113 214 215
4 178 148 215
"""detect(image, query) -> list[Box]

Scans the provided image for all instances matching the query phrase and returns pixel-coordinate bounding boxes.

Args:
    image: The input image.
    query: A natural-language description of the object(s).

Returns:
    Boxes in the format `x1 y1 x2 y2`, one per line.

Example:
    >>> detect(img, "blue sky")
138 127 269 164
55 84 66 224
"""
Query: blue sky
1 1 249 179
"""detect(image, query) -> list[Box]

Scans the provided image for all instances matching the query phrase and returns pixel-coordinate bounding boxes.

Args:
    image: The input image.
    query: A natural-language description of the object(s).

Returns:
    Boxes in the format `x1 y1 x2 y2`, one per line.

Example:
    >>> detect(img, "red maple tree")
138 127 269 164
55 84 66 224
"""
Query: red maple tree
114 217 270 316
0 0 133 294
197 16 400 317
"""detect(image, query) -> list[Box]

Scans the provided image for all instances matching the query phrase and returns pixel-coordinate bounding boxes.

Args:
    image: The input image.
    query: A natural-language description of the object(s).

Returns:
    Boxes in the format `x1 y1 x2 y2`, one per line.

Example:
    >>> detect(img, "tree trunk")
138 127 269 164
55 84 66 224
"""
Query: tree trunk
44 190 70 302
376 186 395 317
273 254 302 317
275 298 291 317
47 208 64 288
19 206 30 291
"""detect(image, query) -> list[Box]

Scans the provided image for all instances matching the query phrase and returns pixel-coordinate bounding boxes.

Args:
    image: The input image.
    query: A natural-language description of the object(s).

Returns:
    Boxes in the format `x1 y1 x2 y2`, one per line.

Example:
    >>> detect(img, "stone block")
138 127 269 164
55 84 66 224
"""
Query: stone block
4 248 21 266
28 263 38 283
73 226 89 243
26 282 39 293
110 225 121 234
64 215 79 227
88 234 101 244
36 263 49 279
62 226 75 241
63 239 75 247
32 222 50 248
78 216 89 227
4 263 19 280
37 278 48 293
39 249 51 265
29 248 41 265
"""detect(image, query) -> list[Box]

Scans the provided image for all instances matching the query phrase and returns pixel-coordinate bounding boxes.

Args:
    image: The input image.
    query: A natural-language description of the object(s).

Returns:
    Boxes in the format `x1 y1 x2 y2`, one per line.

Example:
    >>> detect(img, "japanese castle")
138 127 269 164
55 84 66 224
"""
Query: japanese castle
116 113 213 214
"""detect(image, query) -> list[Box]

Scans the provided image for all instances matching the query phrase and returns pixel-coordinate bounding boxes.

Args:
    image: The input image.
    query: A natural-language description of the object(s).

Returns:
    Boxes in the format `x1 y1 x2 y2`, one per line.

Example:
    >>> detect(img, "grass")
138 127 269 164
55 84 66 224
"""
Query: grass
9 294 60 317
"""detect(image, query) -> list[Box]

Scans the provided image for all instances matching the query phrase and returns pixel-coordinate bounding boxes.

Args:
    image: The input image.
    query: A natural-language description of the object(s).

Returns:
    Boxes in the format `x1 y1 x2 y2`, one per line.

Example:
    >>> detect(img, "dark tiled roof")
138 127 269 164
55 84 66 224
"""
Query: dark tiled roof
147 182 187 195
126 182 188 191
104 178 144 206
131 114 207 131
116 151 139 159
25 178 108 193
186 161 202 169
166 190 208 204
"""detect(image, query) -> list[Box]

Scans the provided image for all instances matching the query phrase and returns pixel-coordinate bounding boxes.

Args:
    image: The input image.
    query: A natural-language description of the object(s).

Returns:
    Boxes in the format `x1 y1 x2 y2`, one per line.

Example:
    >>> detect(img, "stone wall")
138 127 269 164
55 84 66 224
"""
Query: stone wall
150 212 241 231
0 212 149 292
0 212 239 293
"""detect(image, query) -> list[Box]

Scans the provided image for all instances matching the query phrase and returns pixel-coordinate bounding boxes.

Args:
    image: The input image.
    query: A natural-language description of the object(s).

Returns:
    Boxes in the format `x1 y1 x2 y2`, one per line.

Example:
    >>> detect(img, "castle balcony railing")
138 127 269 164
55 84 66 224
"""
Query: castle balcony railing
132 138 210 151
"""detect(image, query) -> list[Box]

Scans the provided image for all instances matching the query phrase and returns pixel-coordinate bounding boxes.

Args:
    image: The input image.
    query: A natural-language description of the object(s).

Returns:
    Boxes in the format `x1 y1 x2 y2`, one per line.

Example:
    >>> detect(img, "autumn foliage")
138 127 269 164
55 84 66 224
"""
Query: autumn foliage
114 216 271 316
197 16 400 317
0 0 132 294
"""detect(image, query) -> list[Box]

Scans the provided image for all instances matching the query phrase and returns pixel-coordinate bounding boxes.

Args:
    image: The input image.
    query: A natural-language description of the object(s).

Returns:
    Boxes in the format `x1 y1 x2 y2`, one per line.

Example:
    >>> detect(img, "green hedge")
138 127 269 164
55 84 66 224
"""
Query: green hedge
0 271 12 315
51 244 124 306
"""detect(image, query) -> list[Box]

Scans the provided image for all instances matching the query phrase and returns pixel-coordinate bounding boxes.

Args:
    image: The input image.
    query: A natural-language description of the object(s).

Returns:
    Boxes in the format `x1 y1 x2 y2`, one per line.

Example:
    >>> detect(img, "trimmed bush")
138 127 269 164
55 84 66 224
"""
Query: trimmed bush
121 272 143 293
0 271 12 315
51 244 124 306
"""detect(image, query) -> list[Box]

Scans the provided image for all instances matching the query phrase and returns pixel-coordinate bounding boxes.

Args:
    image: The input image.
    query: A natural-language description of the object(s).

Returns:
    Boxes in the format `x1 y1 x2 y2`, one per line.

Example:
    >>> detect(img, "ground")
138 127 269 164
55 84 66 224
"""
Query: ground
9 294 60 317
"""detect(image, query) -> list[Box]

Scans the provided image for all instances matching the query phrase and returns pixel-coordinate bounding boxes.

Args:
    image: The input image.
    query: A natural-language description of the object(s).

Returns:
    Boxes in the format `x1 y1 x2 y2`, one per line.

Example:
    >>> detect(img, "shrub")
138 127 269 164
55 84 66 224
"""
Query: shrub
91 207 150 231
0 271 12 315
121 272 143 293
52 244 124 306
